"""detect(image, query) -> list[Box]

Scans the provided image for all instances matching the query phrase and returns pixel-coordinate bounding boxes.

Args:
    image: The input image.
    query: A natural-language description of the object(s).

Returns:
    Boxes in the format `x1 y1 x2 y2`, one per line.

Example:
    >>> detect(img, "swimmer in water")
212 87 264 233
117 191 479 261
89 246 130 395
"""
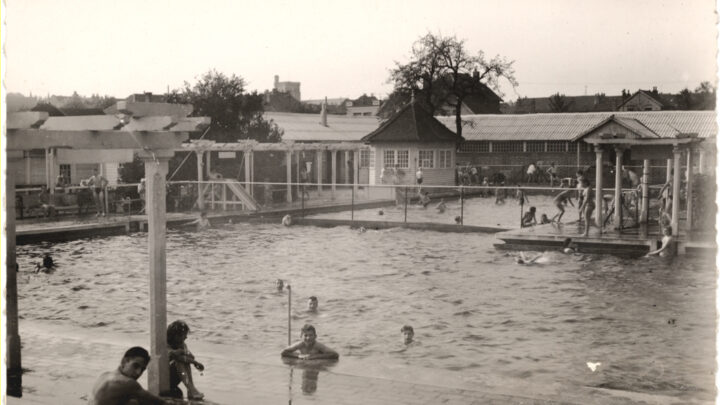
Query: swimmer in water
281 324 339 360
307 296 318 312
645 226 675 258
378 209 384 216
282 214 293 226
516 251 543 264
562 238 576 254
401 325 414 345
36 253 55 273
540 214 552 225
187 211 211 230
435 199 447 213
276 279 285 292
358 226 367 233
454 216 462 225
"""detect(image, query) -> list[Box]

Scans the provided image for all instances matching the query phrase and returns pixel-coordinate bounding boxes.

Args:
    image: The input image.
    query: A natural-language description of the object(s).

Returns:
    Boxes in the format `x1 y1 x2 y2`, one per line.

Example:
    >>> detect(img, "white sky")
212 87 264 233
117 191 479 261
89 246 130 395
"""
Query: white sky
4 0 718 101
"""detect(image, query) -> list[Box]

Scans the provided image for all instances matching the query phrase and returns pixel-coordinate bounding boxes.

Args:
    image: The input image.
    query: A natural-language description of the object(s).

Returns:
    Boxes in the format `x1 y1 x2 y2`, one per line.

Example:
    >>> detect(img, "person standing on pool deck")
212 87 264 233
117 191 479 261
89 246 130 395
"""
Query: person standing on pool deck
88 346 168 405
282 324 339 360
579 178 596 237
86 168 108 217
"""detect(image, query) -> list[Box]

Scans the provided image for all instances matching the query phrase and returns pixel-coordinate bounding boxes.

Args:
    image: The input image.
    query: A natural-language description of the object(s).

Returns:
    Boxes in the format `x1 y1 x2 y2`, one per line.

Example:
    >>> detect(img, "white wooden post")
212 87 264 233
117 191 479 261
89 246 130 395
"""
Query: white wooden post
343 150 350 184
244 150 251 197
353 149 360 193
331 150 337 197
640 160 650 224
698 149 706 174
686 148 694 232
671 146 681 236
139 151 172 396
666 158 672 183
613 147 623 230
594 145 604 231
196 151 204 210
286 150 292 203
317 150 323 192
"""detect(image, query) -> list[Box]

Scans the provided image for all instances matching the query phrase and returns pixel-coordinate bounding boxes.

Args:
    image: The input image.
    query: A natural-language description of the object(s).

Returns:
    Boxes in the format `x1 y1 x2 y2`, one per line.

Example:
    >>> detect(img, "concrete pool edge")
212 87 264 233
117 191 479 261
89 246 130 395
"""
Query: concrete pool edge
10 320 709 405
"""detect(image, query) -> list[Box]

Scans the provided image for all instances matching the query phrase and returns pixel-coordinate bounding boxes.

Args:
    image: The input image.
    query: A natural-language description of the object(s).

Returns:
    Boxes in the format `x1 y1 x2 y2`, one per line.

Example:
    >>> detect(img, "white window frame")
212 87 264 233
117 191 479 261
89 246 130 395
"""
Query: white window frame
418 150 434 169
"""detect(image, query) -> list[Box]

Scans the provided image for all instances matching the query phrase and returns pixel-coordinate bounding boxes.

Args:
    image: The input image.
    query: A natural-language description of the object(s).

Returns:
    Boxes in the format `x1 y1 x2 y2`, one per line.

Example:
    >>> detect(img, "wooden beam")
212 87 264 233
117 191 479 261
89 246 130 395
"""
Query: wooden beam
671 146 681 236
7 130 188 150
6 156 22 397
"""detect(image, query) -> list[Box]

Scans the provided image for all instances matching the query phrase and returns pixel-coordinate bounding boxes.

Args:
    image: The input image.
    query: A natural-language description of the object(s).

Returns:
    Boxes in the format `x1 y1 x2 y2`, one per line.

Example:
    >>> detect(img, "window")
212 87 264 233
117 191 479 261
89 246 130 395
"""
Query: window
438 150 452 168
491 142 522 153
59 164 71 184
418 150 434 168
459 141 489 153
546 141 567 152
384 150 396 167
526 141 545 152
360 149 374 168
383 150 409 168
567 142 578 152
396 150 409 168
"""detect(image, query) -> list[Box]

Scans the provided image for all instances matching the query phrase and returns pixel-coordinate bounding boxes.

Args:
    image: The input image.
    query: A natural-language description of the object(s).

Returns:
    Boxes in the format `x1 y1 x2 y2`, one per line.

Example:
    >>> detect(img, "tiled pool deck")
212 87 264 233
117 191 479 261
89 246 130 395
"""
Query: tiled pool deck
8 321 695 405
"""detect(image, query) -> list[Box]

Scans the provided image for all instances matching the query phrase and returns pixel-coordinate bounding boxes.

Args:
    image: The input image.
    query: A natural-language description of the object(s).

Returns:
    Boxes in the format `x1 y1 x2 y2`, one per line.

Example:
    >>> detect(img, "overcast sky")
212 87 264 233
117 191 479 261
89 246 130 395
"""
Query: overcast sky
4 0 718 102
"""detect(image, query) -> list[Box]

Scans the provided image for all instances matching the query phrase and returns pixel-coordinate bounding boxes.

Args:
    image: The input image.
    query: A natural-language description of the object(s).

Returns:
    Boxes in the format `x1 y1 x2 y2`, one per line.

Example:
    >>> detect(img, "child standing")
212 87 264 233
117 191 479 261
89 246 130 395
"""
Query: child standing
167 320 205 400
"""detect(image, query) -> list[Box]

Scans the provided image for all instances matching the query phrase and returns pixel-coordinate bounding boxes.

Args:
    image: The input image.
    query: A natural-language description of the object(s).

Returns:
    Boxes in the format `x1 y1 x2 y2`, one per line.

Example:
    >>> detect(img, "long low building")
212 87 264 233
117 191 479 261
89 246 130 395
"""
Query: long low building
437 111 716 179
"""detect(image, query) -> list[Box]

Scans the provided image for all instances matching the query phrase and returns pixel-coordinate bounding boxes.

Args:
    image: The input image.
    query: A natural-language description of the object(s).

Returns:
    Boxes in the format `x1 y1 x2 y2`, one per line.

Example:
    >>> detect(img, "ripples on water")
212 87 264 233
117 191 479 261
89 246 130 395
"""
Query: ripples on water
16 221 715 401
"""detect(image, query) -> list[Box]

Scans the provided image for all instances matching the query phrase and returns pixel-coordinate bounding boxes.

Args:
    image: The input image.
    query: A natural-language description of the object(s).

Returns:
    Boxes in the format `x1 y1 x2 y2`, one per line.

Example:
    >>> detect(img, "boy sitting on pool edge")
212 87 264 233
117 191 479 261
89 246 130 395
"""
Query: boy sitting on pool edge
281 324 339 360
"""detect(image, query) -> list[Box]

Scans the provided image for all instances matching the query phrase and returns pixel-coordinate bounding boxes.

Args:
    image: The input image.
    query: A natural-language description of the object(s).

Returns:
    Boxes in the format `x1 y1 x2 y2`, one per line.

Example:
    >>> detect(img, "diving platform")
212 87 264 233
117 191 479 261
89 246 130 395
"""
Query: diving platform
494 221 716 258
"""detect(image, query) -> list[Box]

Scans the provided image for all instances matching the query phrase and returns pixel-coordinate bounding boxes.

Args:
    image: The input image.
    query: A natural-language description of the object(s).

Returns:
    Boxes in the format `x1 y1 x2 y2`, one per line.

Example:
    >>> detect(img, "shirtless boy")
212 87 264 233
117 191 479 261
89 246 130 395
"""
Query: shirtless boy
551 189 575 223
281 324 339 360
88 346 168 405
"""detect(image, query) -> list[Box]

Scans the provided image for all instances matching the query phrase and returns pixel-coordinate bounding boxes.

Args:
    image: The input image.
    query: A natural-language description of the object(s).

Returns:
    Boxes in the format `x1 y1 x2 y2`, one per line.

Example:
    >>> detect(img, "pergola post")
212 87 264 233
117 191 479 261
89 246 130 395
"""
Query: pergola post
666 158 672 183
296 152 301 197
613 146 624 231
671 145 681 236
331 150 337 196
6 152 22 397
286 150 293 203
686 147 694 232
353 149 360 193
640 159 650 224
244 150 252 197
317 150 323 193
195 151 205 210
698 149 706 174
594 145 604 233
139 151 172 396
343 150 350 184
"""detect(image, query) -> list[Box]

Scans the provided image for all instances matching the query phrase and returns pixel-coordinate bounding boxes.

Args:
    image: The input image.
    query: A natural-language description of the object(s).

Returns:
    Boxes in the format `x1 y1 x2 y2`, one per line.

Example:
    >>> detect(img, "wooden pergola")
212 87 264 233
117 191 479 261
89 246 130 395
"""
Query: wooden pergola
5 104 209 397
576 115 703 236
177 140 370 209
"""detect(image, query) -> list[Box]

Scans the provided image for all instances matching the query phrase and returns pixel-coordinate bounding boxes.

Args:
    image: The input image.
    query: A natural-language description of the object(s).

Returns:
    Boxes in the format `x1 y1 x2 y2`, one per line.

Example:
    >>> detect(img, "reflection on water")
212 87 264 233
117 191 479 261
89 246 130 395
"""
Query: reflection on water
16 223 716 401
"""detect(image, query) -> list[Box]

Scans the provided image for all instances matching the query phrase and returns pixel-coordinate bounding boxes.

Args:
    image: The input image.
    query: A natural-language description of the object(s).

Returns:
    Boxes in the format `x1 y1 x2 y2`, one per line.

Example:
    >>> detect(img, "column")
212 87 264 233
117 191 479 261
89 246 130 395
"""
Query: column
666 158 672 183
698 149 706 175
286 150 292 203
331 150 337 194
671 146 681 236
244 151 252 197
594 145 604 232
343 150 350 184
640 160 650 224
353 149 360 193
686 147 694 232
195 151 204 210
7 152 22 397
205 151 212 177
613 146 623 230
139 150 173 395
296 151 301 196
317 150 323 192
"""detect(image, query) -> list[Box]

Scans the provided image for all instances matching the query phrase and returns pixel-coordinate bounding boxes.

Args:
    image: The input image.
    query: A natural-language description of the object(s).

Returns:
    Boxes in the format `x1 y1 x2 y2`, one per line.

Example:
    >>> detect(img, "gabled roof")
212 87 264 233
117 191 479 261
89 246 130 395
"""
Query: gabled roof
31 102 65 116
617 90 674 110
361 102 463 143
436 111 717 141
265 112 379 142
572 115 660 141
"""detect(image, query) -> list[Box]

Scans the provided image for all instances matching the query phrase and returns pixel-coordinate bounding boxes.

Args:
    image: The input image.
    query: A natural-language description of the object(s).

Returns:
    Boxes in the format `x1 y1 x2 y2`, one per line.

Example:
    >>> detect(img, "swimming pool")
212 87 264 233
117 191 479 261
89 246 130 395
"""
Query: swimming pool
17 223 715 401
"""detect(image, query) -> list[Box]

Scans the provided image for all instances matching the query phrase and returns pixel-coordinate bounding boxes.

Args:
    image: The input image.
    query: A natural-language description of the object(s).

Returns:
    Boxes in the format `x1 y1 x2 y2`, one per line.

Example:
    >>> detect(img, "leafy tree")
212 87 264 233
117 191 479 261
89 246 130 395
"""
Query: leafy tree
61 91 87 110
382 33 517 137
168 69 282 142
548 92 572 112
692 81 716 110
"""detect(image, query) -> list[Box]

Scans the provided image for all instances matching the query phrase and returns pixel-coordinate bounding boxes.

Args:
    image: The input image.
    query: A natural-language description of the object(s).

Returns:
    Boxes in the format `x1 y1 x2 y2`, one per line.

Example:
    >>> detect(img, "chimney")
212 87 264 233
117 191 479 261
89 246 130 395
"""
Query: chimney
320 97 328 126
652 86 658 95
274 75 279 89
473 69 480 81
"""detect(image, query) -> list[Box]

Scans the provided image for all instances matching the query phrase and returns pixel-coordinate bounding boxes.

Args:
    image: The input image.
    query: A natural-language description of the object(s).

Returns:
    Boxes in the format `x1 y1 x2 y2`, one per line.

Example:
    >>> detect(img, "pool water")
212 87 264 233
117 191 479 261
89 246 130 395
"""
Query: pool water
17 223 715 401
311 195 565 228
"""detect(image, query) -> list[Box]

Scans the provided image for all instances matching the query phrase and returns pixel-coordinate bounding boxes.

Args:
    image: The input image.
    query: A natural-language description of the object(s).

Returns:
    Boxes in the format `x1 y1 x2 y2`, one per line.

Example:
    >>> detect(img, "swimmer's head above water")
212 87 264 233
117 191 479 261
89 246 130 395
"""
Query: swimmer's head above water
401 325 414 345
276 279 284 291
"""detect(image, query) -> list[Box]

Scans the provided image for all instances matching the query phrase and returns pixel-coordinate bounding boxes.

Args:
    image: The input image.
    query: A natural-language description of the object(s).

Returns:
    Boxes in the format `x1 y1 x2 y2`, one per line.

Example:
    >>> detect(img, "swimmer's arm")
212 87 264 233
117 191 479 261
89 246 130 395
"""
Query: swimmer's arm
120 379 168 405
308 342 339 360
281 342 304 358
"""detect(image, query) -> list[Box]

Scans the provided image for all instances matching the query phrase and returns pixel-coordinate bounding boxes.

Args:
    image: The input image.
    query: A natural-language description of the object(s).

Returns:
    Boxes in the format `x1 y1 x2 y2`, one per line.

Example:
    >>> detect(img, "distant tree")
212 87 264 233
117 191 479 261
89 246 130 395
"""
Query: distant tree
61 91 87 110
382 33 517 137
548 92 572 112
675 88 694 110
168 69 282 142
87 94 117 110
693 81 716 110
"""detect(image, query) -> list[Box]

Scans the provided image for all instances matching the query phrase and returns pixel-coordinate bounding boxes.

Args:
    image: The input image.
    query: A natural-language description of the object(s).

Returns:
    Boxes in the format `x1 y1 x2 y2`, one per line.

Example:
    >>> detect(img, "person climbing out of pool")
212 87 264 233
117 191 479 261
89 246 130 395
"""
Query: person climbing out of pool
561 238 576 254
645 226 675 258
579 178 596 237
539 214 552 225
276 279 285 292
307 296 318 312
521 206 537 228
88 346 169 405
187 211 211 230
281 324 339 360
551 189 575 224
282 214 293 226
435 198 447 213
166 320 205 400
401 325 415 345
